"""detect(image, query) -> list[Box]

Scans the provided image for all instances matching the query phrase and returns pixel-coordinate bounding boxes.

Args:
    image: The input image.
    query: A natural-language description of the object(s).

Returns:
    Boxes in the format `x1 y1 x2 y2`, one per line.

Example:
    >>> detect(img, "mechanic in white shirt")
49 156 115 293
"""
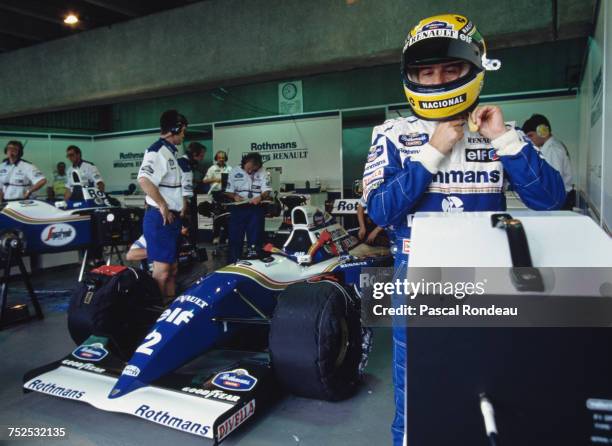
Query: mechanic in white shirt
126 235 148 262
0 140 47 202
64 145 105 201
522 114 575 209
225 152 271 263
137 109 187 300
203 150 232 193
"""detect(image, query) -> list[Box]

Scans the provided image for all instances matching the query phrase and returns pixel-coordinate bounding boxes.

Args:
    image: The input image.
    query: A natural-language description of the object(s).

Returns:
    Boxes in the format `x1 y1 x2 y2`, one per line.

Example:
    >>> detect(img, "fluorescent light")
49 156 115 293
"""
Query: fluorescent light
64 14 79 25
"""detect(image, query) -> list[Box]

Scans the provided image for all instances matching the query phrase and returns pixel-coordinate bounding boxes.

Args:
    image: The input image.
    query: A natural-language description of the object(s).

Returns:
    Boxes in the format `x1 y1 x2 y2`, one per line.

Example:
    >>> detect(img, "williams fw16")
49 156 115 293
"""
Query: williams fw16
23 205 391 443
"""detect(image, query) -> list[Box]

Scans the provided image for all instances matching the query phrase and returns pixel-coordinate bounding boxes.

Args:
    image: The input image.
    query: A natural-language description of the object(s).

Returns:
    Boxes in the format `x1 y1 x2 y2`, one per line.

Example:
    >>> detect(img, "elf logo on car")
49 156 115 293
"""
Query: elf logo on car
217 400 256 442
212 369 258 392
41 223 76 247
72 343 108 362
157 307 194 326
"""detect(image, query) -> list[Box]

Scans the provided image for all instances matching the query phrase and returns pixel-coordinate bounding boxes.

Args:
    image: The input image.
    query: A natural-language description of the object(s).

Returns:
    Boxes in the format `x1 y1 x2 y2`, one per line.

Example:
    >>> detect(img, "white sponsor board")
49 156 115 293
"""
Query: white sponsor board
214 113 342 191
331 199 361 214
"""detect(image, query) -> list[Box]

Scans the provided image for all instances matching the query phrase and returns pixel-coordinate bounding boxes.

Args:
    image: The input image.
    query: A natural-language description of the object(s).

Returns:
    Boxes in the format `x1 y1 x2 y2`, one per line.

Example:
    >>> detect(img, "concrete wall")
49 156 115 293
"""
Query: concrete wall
0 0 594 118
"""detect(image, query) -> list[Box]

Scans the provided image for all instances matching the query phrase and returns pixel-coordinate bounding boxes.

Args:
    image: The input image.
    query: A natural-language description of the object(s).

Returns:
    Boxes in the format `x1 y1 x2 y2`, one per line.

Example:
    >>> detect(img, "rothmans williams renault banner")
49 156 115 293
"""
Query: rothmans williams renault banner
360 267 612 327
214 112 342 191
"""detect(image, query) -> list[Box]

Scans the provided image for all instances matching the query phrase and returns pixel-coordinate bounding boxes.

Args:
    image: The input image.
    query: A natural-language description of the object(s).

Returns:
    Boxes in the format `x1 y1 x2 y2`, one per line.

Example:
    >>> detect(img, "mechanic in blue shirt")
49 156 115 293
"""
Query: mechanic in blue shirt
362 14 566 446
225 152 271 263
137 110 188 300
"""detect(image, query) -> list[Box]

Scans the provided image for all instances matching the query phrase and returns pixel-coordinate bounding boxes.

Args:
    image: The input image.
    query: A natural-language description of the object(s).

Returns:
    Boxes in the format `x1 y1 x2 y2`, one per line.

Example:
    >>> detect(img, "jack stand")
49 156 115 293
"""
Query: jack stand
0 237 44 330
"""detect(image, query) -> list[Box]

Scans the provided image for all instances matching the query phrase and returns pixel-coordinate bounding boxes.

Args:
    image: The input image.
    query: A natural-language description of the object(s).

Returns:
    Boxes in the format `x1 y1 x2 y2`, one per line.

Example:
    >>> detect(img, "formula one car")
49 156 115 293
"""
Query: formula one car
0 187 141 255
23 205 392 444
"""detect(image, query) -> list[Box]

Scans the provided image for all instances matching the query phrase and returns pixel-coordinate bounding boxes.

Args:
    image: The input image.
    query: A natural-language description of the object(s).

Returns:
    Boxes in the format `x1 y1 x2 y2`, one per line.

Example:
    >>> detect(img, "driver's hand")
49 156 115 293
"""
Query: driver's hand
234 195 243 202
430 119 465 155
471 105 507 140
250 195 262 205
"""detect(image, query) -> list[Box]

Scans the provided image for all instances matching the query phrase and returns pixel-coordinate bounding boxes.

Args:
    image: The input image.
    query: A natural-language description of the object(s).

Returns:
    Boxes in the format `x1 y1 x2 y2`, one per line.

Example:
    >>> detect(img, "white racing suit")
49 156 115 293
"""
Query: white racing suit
362 115 566 445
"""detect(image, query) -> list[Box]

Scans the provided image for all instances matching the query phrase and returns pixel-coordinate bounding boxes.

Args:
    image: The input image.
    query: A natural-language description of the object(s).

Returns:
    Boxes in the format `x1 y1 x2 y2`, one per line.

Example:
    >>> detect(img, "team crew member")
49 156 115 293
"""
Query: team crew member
354 180 388 246
225 152 271 263
65 145 105 201
137 109 188 300
205 150 232 246
361 15 566 445
50 161 67 200
179 142 207 198
178 142 206 212
522 114 575 209
203 150 232 193
0 140 46 202
126 235 147 262
178 142 205 243
357 201 387 246
126 226 190 264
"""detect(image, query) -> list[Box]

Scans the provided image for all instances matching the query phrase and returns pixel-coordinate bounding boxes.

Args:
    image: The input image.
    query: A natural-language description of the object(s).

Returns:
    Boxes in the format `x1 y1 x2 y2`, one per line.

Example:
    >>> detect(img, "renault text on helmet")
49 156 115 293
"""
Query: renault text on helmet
401 14 501 121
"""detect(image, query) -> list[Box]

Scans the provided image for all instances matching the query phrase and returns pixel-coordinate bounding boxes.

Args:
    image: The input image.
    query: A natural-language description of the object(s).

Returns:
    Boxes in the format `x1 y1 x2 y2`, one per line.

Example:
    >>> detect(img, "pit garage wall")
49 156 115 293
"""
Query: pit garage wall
213 113 343 191
0 133 211 194
577 1 611 231
1 92 583 200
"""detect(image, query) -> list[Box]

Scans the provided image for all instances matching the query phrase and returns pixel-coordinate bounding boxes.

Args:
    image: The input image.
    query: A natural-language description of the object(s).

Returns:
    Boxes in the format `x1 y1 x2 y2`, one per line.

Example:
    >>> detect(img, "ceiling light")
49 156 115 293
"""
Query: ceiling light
64 14 79 25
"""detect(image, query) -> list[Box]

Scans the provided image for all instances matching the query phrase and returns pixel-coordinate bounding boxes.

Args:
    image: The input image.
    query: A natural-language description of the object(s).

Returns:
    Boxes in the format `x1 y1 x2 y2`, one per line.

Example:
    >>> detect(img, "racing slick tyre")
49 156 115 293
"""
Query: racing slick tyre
269 279 362 401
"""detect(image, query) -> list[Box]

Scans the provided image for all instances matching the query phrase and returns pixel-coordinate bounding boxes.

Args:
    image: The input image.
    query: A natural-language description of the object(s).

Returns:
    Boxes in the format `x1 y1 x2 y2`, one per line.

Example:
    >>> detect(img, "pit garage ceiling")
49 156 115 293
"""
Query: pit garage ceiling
0 0 203 53
0 0 597 118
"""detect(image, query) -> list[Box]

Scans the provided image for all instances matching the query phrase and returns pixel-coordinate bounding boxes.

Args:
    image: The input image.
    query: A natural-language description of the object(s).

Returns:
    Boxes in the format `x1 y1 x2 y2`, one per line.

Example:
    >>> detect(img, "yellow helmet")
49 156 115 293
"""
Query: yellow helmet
401 14 501 121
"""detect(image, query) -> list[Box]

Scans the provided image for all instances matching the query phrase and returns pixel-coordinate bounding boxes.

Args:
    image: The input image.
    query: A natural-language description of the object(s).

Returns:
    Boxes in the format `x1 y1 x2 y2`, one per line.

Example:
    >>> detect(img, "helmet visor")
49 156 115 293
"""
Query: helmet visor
403 37 483 73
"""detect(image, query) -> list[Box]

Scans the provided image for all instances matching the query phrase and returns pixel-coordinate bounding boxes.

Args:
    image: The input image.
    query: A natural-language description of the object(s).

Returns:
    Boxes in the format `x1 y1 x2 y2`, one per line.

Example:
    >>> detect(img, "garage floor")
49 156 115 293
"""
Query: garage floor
0 250 394 446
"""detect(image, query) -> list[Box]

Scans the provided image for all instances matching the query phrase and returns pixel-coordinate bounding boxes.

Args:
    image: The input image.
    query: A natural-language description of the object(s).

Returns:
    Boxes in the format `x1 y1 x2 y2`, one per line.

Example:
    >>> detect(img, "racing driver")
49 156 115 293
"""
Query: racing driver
361 14 566 445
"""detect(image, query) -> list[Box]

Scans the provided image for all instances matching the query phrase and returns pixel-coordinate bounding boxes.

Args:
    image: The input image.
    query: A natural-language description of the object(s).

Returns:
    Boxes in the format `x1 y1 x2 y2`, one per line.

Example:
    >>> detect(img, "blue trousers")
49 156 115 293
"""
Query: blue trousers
392 254 408 446
228 205 265 263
